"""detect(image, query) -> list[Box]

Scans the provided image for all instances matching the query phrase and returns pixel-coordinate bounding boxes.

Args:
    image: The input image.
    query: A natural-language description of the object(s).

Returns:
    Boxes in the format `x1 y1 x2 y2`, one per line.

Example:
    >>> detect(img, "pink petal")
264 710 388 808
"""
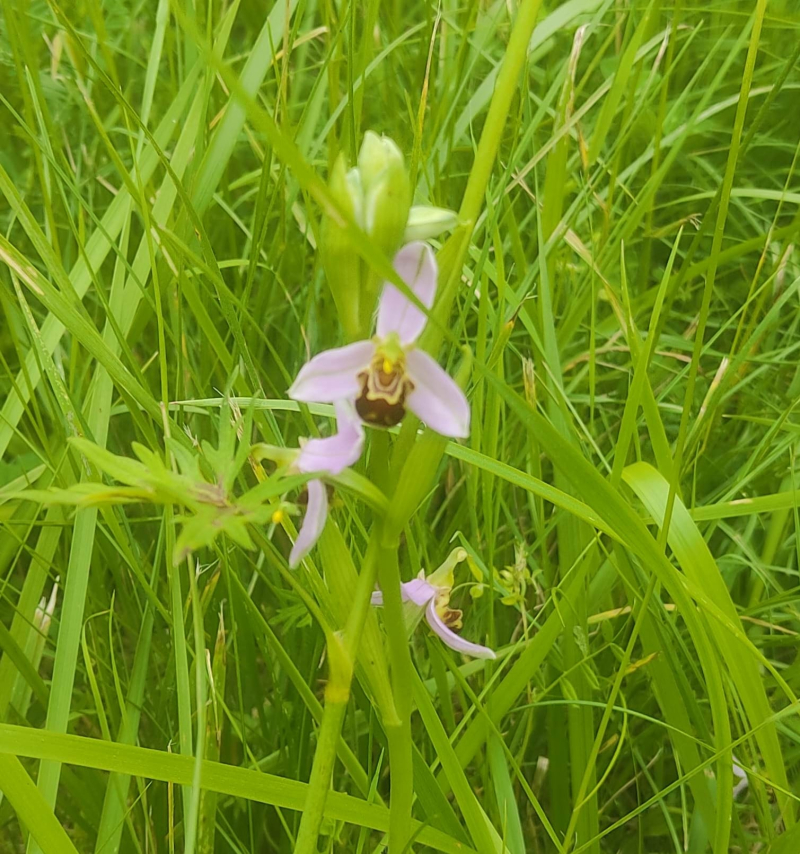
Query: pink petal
296 401 365 475
405 349 470 438
425 600 495 659
289 341 375 403
289 479 328 567
376 242 437 346
402 577 437 606
371 577 436 608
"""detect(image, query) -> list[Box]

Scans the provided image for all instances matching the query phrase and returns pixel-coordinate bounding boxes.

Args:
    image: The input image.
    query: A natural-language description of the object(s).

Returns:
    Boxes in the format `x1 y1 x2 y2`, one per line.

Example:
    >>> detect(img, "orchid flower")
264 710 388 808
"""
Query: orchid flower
371 548 495 659
289 241 470 438
287 401 364 567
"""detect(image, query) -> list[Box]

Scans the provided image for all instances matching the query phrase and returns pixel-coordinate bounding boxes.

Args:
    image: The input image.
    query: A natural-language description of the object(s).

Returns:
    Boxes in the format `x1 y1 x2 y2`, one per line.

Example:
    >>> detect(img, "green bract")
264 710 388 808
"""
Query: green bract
403 205 459 242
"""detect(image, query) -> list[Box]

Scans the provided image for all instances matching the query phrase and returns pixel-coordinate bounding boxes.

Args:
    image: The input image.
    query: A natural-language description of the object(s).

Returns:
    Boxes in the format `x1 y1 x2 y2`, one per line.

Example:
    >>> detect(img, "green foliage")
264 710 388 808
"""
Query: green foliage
17 424 309 561
2 0 800 853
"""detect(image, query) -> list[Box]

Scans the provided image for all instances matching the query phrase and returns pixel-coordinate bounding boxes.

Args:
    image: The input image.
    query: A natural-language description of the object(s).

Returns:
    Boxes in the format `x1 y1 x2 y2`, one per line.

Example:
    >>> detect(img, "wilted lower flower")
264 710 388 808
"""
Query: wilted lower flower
277 401 364 567
289 241 470 438
371 548 495 659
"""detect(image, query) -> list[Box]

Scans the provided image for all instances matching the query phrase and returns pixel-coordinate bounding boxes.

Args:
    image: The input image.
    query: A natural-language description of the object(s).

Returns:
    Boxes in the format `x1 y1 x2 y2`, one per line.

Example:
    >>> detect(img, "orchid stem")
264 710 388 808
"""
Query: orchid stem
293 535 382 854
385 719 415 849
293 700 348 853
377 542 416 853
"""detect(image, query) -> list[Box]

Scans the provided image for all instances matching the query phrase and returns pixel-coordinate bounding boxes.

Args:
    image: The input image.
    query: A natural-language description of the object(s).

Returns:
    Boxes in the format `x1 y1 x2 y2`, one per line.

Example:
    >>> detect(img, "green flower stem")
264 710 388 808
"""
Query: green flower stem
293 534 384 854
292 432 400 854
368 428 392 495
375 544 416 854
292 699 349 853
374 372 472 851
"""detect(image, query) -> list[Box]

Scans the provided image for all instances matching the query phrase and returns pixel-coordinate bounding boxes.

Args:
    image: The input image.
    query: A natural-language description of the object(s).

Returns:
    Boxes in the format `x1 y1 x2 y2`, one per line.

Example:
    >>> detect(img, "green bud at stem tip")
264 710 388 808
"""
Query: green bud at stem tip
320 132 413 338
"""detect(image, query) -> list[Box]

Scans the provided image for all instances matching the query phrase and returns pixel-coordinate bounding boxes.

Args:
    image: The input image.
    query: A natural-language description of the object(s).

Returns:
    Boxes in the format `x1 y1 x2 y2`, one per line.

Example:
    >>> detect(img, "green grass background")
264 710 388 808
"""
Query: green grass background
2 0 800 851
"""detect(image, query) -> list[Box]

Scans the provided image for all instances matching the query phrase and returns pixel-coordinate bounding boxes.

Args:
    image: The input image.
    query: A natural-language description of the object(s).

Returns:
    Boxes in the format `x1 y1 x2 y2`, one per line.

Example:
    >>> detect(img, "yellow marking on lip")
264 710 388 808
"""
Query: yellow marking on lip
382 357 393 374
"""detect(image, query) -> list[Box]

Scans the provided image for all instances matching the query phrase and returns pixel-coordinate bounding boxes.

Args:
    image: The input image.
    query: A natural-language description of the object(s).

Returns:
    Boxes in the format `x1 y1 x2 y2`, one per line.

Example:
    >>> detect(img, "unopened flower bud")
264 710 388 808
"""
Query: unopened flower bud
357 131 398 191
358 133 411 326
358 132 411 254
320 132 412 337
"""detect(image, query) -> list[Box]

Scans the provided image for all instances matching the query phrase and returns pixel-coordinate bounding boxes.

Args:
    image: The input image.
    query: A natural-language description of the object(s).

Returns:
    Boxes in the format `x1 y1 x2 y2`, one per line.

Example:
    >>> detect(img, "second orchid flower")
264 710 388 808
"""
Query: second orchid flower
372 548 495 659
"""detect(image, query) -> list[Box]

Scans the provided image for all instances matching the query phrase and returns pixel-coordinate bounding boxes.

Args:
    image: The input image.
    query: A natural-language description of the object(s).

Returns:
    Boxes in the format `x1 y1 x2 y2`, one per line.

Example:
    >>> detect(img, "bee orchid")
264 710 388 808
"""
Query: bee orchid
371 548 495 659
288 242 470 438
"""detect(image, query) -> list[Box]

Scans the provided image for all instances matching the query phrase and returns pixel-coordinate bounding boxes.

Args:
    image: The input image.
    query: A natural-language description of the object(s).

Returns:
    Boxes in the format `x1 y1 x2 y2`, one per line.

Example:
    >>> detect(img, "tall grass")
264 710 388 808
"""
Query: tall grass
1 0 800 852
